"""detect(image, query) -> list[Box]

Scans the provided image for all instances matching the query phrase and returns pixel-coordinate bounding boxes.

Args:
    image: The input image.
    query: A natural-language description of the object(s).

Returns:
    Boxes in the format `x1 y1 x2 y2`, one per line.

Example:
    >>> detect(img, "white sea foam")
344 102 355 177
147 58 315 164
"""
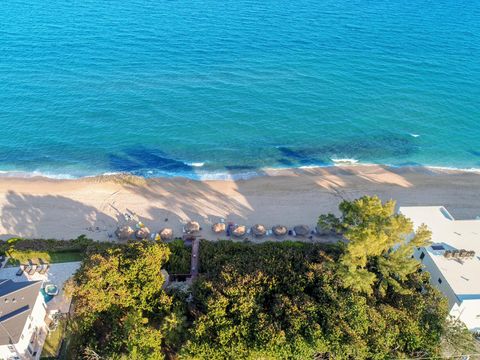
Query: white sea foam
331 158 359 165
188 162 205 167
410 133 420 138
0 162 480 181
298 165 321 169
0 170 77 179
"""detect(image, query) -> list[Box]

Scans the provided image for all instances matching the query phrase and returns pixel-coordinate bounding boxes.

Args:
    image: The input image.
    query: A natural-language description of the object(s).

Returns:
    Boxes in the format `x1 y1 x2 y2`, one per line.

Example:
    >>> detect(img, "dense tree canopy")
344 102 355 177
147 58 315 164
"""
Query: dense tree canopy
69 241 186 359
320 196 432 295
181 240 448 359
67 196 475 359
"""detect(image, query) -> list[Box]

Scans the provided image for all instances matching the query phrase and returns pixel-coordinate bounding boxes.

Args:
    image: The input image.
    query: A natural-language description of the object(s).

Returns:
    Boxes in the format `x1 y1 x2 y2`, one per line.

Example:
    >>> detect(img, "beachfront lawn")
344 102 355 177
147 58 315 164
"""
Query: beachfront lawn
6 250 84 266
40 321 65 359
1 235 114 267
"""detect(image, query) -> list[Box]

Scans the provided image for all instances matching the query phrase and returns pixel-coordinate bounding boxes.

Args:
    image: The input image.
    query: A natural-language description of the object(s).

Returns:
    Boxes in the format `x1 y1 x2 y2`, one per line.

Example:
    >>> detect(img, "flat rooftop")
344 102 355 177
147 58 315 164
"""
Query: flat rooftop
399 206 480 298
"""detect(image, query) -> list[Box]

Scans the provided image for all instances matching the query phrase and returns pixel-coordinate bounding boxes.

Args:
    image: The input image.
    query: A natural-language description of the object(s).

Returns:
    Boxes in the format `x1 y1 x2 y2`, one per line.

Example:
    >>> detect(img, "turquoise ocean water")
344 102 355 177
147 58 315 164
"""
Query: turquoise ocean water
1 0 479 179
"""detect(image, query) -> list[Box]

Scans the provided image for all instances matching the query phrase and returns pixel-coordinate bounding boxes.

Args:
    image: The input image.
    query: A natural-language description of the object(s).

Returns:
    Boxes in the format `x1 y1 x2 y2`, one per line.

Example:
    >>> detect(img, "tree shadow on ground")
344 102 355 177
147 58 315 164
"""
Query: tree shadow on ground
0 191 120 240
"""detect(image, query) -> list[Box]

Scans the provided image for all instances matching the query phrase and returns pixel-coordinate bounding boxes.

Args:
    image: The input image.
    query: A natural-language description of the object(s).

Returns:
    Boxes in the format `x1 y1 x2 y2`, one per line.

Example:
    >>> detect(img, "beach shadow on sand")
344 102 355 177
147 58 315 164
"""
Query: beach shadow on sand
1 164 480 241
0 191 121 240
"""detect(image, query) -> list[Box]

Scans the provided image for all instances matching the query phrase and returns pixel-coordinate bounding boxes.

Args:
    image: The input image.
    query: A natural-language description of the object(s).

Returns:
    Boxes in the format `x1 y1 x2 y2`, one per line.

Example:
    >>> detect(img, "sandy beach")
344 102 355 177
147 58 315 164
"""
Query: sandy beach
0 165 479 241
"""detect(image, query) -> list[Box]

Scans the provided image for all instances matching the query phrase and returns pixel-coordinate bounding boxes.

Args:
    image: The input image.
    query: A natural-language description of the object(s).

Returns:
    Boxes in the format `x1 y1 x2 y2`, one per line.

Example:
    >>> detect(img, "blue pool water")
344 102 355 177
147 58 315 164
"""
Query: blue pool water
40 288 53 303
0 0 479 179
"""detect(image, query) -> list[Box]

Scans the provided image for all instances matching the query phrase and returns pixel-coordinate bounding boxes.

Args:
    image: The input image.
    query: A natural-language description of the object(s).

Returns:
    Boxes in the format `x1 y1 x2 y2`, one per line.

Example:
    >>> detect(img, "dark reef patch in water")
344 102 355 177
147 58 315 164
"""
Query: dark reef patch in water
277 147 327 165
276 134 418 166
109 147 193 173
468 150 480 157
277 158 295 167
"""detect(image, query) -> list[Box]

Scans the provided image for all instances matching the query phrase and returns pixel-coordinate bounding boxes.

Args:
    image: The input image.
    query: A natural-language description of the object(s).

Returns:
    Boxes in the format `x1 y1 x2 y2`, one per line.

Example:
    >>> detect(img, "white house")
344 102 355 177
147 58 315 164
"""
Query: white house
0 279 47 360
399 206 480 331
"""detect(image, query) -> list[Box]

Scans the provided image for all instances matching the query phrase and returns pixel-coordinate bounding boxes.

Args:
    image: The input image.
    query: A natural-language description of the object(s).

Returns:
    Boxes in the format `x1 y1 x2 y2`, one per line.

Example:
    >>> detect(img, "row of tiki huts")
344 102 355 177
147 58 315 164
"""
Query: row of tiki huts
115 220 327 242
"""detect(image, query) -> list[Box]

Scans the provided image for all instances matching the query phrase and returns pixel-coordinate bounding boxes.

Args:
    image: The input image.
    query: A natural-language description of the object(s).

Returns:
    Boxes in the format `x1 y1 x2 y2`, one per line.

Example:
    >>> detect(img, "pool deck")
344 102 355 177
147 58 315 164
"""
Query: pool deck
0 261 81 313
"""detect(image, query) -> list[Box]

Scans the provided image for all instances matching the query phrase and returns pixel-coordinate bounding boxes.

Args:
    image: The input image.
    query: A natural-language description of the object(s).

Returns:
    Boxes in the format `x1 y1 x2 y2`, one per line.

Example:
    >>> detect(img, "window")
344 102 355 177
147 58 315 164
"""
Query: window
438 278 442 284
431 245 445 251
420 252 425 260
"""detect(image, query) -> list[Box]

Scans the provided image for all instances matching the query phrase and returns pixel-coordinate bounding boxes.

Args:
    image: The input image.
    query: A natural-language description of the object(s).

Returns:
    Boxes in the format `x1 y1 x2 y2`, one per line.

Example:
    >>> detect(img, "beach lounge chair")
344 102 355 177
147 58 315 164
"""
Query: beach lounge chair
16 266 25 276
40 264 50 275
28 265 37 275
39 259 49 275
36 264 44 273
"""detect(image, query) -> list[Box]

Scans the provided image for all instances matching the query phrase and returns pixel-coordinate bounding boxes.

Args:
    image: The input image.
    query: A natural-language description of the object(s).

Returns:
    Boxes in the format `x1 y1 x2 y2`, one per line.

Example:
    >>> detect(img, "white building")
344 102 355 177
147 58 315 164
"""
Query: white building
0 279 47 360
399 206 480 331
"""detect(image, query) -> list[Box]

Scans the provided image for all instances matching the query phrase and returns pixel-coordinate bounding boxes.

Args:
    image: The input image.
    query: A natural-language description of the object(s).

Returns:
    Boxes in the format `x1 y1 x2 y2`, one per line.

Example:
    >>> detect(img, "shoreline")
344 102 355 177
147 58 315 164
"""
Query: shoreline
1 162 480 182
0 164 479 241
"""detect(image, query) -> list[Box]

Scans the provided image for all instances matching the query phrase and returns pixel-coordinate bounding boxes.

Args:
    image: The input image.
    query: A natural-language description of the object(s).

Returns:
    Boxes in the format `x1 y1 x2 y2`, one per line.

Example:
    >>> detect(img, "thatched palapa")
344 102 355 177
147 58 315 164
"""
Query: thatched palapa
251 224 266 237
115 226 134 240
136 227 151 240
212 222 226 234
159 227 173 241
272 225 287 236
184 221 200 234
294 225 310 237
232 225 246 237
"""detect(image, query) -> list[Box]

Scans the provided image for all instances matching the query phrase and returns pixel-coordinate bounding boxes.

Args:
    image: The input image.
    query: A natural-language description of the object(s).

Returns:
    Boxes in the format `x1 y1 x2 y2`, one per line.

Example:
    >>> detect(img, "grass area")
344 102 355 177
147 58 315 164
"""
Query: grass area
6 250 84 266
40 321 65 359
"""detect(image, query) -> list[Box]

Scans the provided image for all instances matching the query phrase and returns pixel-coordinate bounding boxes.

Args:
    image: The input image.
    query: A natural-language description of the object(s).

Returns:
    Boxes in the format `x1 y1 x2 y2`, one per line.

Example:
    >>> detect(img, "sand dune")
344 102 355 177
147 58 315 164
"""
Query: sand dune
0 165 479 241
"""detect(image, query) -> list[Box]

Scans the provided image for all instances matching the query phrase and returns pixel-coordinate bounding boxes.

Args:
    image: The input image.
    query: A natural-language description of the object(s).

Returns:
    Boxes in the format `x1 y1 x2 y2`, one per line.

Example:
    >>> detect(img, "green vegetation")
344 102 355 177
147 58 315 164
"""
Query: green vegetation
6 250 84 266
68 241 187 360
66 196 476 359
319 196 432 295
40 320 65 359
0 235 114 265
166 239 191 274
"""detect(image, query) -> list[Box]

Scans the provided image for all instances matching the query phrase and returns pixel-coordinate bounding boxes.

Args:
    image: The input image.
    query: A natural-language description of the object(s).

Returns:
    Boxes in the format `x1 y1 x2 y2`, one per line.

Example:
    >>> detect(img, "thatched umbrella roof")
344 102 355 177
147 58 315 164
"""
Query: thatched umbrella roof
294 225 310 237
115 226 134 240
159 227 173 241
184 221 200 234
232 225 246 237
251 224 266 237
272 225 287 236
136 227 151 240
212 222 226 234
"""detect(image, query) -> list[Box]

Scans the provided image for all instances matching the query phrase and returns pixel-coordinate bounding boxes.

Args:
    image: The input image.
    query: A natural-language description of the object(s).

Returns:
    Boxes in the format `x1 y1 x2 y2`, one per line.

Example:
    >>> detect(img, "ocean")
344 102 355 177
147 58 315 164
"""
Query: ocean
1 0 479 179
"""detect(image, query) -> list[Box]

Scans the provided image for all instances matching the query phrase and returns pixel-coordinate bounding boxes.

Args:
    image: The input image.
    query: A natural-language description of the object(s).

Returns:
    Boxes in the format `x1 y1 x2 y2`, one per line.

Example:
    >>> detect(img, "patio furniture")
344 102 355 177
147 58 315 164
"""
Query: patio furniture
40 264 50 275
28 265 37 275
16 266 24 276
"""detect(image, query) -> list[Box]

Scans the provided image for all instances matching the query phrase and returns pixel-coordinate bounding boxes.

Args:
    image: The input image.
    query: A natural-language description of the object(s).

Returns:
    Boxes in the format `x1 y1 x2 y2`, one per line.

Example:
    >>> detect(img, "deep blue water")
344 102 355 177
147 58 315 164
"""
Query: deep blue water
1 0 479 179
